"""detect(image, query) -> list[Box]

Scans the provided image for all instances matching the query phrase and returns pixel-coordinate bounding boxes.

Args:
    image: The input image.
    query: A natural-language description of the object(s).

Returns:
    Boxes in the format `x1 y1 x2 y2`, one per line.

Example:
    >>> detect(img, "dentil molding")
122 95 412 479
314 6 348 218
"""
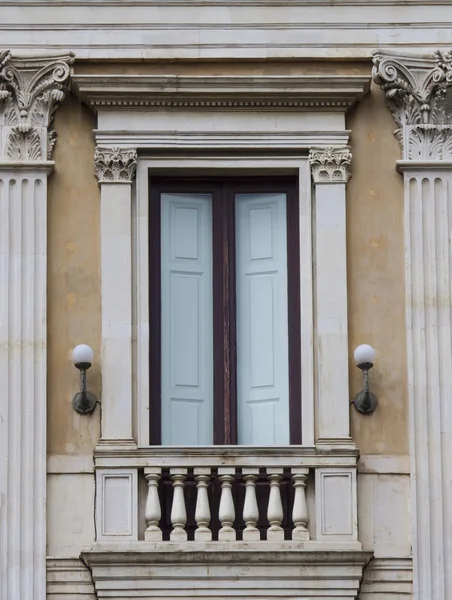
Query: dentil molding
0 50 74 161
73 74 371 112
372 49 452 160
309 146 352 183
94 146 138 182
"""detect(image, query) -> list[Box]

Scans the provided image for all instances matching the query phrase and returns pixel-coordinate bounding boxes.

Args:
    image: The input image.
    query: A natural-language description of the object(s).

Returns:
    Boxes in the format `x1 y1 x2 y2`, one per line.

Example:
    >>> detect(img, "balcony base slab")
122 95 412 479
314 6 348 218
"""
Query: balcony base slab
81 544 372 599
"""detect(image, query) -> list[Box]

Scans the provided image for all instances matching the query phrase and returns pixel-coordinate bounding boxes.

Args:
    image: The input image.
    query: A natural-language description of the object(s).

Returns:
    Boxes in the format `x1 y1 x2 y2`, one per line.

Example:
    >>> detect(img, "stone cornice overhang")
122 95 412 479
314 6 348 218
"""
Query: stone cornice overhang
72 74 371 112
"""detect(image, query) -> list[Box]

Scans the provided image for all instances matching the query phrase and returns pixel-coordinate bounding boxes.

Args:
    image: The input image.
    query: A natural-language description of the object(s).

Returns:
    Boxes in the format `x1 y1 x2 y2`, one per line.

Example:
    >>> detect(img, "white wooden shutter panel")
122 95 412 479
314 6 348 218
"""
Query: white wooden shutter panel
160 193 214 445
235 192 290 445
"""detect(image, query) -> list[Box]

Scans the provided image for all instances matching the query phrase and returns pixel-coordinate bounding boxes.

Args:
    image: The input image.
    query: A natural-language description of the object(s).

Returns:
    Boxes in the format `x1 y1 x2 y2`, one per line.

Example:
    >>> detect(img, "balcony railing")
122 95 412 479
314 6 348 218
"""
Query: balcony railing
94 446 358 546
144 465 309 542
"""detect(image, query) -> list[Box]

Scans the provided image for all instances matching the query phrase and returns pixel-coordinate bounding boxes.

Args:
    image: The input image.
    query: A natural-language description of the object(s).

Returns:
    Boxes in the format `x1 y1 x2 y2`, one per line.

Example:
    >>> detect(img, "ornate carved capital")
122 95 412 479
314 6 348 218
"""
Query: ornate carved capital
372 49 452 160
309 146 352 183
0 50 74 161
94 147 138 183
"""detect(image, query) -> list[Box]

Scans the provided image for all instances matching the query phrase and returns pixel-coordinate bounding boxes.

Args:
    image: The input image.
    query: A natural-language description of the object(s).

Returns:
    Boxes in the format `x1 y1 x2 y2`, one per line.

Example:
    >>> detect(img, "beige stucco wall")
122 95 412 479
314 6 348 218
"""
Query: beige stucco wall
47 92 101 457
347 84 408 456
46 62 408 458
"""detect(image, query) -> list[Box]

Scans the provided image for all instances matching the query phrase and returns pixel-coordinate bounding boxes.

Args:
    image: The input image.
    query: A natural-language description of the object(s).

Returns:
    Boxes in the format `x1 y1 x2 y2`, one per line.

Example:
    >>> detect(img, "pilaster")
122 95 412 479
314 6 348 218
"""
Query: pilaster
95 146 137 445
373 48 452 600
309 147 352 447
0 51 74 600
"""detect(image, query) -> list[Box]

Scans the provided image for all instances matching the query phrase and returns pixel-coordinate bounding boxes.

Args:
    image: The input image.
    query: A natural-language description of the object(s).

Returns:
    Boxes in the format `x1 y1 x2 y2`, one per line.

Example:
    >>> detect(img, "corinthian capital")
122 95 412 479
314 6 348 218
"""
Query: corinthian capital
0 50 74 161
309 146 352 183
372 49 452 160
94 147 138 183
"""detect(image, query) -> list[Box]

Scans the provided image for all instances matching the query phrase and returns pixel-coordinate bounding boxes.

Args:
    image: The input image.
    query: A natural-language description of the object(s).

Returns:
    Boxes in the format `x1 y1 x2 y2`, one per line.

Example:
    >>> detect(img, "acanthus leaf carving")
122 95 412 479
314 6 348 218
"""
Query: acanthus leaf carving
0 50 74 161
372 49 452 160
6 125 42 161
94 147 138 183
309 146 352 184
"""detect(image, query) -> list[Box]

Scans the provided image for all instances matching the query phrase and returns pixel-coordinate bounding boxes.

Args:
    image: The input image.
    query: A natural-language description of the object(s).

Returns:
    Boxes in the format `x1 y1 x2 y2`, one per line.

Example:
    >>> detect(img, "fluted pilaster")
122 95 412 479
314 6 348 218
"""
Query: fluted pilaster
0 50 73 600
374 49 452 600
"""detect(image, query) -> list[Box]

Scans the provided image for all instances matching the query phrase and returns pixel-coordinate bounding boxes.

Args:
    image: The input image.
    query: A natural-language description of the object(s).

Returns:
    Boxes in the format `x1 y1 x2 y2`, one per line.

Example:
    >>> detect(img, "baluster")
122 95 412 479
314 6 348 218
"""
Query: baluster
266 468 284 541
170 468 187 541
291 468 310 541
194 467 212 541
218 467 236 541
242 468 260 541
144 467 162 541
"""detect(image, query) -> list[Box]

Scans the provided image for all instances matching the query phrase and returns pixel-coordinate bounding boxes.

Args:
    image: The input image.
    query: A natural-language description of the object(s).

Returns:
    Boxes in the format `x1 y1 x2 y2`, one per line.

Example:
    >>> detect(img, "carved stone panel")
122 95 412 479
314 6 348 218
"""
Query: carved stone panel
0 50 74 160
309 147 352 183
94 147 138 183
372 49 452 160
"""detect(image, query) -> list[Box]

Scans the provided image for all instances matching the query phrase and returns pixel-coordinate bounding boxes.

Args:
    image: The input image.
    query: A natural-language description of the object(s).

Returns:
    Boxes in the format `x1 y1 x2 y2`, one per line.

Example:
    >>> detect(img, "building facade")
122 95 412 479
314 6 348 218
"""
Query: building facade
1 1 452 599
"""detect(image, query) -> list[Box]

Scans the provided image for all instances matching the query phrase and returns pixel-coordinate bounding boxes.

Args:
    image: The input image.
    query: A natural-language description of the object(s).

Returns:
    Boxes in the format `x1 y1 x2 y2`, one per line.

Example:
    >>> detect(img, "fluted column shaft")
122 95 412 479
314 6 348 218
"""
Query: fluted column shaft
400 167 452 600
0 165 52 600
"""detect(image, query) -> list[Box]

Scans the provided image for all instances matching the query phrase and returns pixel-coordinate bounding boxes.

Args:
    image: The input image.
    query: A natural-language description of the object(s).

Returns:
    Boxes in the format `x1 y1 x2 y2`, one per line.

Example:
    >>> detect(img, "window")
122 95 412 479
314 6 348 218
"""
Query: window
149 177 301 445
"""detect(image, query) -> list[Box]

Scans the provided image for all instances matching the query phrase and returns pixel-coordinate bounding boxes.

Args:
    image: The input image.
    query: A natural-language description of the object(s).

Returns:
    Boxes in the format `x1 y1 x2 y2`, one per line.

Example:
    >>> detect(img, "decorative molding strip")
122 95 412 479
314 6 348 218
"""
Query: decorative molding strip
0 50 74 160
360 557 413 597
73 74 371 113
46 557 96 599
372 48 452 160
5 0 452 5
94 130 351 152
94 147 137 183
309 146 352 183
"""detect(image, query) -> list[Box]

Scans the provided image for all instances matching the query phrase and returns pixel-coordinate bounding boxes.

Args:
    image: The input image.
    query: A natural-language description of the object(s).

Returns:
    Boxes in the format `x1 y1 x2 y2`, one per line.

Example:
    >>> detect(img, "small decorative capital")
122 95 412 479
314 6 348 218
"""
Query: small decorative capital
94 147 138 183
309 146 352 184
372 49 452 160
0 50 74 161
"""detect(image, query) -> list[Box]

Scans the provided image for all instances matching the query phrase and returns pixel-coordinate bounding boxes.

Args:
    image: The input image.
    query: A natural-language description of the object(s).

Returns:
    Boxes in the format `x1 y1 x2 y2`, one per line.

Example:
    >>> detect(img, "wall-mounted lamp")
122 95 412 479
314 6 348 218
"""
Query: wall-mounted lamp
352 344 377 415
72 344 97 415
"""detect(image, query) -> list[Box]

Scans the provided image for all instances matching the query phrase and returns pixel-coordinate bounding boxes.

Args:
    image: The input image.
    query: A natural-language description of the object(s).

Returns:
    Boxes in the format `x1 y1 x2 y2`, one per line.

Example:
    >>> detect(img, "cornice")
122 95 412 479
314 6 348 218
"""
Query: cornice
0 50 74 161
72 74 371 113
372 48 452 160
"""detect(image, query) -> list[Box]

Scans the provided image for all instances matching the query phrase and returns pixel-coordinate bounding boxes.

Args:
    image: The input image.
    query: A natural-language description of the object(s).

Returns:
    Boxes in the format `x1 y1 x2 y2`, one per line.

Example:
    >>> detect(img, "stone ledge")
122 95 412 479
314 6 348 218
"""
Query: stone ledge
81 545 372 599
47 557 96 599
360 557 413 598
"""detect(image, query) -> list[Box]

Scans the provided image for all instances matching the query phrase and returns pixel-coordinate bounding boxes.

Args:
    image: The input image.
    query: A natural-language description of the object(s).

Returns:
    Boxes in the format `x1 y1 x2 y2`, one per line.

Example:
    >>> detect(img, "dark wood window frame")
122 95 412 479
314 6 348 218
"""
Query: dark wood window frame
149 176 301 445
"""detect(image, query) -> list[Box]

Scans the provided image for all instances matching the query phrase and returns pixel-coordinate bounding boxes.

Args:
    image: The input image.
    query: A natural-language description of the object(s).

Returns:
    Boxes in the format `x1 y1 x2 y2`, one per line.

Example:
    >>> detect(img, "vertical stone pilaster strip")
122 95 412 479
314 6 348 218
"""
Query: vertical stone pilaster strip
95 147 137 444
0 51 74 600
373 49 452 600
309 147 353 447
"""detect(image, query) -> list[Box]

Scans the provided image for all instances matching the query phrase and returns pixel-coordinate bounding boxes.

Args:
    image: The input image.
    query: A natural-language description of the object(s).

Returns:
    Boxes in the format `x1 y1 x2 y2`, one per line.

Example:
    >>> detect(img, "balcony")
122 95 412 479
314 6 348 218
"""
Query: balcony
81 445 371 599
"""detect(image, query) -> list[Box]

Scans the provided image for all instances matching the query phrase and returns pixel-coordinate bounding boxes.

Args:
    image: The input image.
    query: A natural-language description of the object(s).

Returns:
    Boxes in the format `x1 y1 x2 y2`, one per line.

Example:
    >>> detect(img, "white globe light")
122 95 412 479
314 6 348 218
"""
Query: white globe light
354 344 375 366
72 344 94 365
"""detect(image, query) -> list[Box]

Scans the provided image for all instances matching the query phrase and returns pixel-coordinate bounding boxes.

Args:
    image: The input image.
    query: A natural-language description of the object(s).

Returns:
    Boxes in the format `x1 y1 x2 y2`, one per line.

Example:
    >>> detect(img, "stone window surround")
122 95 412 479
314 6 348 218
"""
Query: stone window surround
72 72 373 451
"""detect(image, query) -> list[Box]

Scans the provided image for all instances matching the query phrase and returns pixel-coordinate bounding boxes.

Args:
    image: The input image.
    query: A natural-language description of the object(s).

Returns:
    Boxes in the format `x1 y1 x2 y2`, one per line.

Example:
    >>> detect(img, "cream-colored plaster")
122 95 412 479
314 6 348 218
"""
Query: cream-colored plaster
347 83 408 455
46 64 407 457
47 92 101 456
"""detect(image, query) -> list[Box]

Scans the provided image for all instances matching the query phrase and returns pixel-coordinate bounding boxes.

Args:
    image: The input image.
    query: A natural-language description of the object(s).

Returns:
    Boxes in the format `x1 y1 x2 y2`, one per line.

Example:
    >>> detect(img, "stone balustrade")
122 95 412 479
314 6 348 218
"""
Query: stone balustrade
144 465 310 543
94 446 358 546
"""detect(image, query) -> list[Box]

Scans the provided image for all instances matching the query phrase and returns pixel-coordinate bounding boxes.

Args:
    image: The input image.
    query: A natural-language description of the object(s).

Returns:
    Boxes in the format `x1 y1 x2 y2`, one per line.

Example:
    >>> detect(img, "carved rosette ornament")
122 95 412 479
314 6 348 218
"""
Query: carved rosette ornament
0 50 74 161
94 147 138 183
372 49 452 160
309 146 352 183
